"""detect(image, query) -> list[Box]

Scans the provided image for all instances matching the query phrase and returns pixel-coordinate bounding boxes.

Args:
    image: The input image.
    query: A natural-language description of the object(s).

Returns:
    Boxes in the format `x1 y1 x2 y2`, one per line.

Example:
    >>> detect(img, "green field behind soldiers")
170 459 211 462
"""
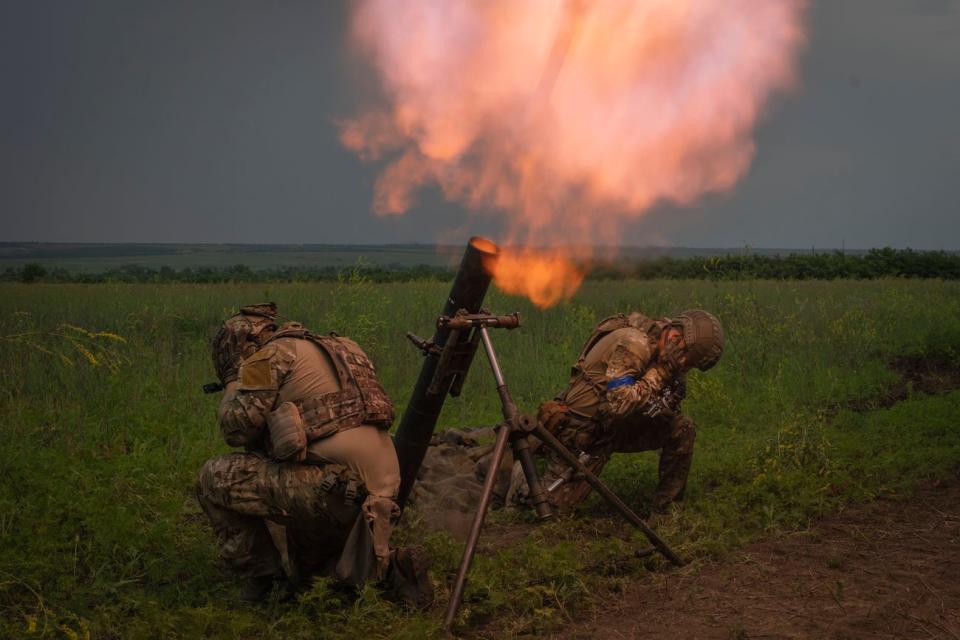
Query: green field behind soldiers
2 277 959 638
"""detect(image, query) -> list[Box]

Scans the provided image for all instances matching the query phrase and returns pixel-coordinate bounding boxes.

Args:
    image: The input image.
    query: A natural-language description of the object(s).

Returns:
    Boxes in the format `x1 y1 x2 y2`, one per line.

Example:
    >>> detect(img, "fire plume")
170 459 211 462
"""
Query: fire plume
487 249 585 310
341 0 807 307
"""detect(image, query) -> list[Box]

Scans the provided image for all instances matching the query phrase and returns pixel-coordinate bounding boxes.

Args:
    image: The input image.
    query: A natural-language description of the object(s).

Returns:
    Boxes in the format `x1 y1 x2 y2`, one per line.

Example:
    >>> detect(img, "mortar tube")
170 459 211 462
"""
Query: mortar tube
393 236 499 508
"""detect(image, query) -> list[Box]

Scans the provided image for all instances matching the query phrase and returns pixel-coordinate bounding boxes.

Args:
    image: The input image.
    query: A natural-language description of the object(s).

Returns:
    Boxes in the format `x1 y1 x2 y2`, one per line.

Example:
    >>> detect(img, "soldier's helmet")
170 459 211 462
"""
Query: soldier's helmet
669 309 724 371
210 302 278 383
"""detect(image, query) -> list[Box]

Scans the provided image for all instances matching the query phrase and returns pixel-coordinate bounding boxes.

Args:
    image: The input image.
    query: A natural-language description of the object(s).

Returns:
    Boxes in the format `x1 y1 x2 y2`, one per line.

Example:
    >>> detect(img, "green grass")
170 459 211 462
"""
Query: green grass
1 278 959 638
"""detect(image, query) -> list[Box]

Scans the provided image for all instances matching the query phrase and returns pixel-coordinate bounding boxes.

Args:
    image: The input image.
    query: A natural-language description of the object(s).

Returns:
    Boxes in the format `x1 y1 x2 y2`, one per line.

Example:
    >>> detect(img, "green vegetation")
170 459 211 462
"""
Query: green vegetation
0 243 458 276
1 278 958 638
595 247 960 280
4 246 960 283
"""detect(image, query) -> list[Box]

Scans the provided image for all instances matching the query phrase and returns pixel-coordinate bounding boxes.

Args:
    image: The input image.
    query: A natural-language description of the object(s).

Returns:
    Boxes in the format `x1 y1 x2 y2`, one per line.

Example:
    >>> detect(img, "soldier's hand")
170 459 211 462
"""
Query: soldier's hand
218 352 243 384
213 325 249 383
658 338 687 377
222 366 238 384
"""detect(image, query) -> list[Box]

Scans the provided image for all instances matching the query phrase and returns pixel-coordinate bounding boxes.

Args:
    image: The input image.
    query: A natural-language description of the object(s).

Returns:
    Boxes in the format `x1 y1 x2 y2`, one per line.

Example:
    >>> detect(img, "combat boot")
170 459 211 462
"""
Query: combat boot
383 546 434 609
239 575 296 603
239 575 276 603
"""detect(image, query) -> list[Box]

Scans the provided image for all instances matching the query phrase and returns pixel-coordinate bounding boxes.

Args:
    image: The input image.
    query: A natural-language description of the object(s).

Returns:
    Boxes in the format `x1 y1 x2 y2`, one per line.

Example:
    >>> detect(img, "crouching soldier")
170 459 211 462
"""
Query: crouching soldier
196 303 431 605
535 309 723 516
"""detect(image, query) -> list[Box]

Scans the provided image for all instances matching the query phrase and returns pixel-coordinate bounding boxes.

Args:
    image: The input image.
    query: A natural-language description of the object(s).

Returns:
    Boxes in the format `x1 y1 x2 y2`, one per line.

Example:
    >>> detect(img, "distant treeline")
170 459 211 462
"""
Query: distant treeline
4 248 960 283
591 248 960 280
2 262 455 284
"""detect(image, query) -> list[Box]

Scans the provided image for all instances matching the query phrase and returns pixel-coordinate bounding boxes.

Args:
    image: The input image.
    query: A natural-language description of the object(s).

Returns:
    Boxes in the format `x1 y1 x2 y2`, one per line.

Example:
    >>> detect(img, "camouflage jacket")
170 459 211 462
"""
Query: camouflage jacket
561 325 683 422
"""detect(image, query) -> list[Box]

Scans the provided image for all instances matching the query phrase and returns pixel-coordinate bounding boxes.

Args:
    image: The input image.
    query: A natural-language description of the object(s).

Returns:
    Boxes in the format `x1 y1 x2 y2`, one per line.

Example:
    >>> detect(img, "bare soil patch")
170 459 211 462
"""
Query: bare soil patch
847 355 960 412
893 355 960 395
557 477 960 640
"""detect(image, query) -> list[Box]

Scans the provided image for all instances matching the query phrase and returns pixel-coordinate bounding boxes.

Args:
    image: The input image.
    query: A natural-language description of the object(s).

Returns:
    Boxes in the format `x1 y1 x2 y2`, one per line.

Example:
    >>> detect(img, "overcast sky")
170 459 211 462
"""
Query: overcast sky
1 1 958 249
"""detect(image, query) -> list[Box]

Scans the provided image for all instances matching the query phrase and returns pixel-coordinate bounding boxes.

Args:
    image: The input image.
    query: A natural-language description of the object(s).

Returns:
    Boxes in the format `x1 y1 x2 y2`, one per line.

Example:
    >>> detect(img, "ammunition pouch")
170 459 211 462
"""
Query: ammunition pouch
266 401 307 461
295 390 367 441
363 494 401 580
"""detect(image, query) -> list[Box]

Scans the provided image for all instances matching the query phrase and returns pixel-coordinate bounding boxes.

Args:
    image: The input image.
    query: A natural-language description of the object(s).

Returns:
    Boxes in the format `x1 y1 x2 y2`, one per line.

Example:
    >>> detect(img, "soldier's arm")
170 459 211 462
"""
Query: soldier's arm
216 344 288 447
217 383 276 447
604 339 669 418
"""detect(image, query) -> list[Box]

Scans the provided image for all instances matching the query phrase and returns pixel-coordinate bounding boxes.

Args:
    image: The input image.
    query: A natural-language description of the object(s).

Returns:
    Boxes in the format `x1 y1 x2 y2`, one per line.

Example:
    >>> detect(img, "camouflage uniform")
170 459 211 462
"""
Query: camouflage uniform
539 311 720 514
197 323 402 587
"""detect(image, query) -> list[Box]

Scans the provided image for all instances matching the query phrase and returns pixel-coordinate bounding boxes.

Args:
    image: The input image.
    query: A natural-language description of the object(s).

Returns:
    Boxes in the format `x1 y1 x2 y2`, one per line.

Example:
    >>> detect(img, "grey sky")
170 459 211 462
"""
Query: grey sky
1 1 958 249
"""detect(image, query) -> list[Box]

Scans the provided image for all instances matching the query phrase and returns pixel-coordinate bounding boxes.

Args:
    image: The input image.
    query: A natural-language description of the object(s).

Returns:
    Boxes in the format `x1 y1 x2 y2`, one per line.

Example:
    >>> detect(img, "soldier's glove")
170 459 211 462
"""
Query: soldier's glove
212 324 248 383
657 339 686 378
537 400 569 435
216 350 243 384
666 377 686 413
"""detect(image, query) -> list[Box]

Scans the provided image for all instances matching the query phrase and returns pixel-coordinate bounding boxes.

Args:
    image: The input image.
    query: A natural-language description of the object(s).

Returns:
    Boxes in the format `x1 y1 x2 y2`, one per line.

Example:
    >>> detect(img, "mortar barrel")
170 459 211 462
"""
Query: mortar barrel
393 236 499 508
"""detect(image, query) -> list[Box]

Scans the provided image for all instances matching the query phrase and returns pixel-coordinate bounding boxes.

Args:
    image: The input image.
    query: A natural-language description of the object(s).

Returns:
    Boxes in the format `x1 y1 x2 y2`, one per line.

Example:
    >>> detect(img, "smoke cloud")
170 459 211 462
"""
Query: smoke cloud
341 0 808 305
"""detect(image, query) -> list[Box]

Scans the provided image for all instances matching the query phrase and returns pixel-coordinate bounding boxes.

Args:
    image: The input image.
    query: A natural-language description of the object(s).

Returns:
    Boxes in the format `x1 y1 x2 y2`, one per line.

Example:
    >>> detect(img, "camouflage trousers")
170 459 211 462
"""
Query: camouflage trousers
541 411 696 514
196 452 398 584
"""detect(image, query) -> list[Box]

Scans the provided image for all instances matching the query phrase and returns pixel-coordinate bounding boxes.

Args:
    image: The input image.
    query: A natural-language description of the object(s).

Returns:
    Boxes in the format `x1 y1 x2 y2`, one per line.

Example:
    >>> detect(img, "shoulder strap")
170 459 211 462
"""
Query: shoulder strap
310 333 363 390
266 324 352 387
267 322 309 341
626 311 660 336
574 314 631 368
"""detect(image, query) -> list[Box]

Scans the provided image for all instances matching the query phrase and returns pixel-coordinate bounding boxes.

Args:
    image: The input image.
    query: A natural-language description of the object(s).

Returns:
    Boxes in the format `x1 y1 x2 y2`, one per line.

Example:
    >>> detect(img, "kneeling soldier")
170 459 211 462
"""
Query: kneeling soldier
196 303 430 605
537 309 723 515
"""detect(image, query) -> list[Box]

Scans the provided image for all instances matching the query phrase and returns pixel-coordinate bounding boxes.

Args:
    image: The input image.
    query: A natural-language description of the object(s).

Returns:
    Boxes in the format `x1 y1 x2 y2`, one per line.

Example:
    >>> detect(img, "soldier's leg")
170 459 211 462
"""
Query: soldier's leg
256 461 368 584
652 414 695 513
540 418 614 514
544 447 612 514
196 452 356 580
196 453 285 581
610 413 696 513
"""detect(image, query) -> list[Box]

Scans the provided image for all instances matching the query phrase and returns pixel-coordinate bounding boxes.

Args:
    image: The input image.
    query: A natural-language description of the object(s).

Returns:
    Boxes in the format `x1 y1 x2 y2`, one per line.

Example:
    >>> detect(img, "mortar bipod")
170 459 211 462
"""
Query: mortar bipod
442 312 687 632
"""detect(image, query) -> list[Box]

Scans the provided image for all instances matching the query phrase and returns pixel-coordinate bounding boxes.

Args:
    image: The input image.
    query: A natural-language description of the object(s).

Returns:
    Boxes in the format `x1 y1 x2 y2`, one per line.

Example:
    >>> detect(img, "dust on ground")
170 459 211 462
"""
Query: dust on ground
557 476 960 640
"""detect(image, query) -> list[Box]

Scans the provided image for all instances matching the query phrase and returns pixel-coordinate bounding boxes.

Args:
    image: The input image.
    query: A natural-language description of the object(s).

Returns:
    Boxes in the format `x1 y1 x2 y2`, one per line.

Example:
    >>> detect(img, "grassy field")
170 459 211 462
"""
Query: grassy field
1 277 959 638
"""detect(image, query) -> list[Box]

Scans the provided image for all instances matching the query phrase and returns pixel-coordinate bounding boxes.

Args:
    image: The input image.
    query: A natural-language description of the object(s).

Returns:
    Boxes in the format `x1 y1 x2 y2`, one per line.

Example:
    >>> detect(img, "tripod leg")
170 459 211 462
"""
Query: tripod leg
511 433 552 519
443 420 512 630
532 422 686 567
475 326 551 519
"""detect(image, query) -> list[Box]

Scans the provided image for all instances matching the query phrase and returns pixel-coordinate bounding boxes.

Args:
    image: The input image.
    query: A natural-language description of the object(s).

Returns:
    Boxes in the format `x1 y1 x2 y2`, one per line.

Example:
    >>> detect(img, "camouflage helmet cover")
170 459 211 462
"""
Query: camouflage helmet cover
211 302 278 383
670 309 724 371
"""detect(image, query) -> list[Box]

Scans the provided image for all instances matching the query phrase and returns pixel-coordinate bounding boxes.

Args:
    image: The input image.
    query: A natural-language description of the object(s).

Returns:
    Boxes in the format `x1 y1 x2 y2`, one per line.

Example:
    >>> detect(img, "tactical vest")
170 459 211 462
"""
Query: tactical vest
267 324 395 441
568 313 664 399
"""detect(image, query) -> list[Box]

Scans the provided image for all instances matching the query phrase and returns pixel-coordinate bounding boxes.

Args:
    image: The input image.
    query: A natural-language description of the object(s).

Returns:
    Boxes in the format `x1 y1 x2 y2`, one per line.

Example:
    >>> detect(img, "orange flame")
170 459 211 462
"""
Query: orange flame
342 0 807 306
487 249 585 309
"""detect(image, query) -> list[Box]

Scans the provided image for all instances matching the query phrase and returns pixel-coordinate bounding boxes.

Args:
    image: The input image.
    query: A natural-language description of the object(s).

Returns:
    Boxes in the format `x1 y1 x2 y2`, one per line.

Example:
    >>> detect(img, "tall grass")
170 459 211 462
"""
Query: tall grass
0 279 958 637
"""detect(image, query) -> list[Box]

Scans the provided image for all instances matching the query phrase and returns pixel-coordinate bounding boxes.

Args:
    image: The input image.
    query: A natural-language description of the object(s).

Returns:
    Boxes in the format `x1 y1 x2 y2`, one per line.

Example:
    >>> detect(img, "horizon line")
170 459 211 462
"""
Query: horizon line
2 241 958 252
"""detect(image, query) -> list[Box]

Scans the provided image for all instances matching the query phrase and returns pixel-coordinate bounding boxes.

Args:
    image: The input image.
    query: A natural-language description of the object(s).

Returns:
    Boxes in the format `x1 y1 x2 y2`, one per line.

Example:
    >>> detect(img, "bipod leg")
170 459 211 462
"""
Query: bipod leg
510 429 552 520
476 325 552 520
443 419 512 631
532 422 686 567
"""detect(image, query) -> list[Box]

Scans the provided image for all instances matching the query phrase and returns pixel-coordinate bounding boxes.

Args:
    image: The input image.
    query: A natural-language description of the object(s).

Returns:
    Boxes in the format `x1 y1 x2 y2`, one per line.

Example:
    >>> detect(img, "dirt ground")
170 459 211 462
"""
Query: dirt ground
846 354 960 412
558 477 960 640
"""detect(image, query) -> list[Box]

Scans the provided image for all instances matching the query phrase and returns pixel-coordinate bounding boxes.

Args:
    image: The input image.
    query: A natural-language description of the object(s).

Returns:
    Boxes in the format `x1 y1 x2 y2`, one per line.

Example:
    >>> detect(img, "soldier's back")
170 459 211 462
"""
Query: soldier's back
275 337 342 403
562 326 654 418
272 337 400 499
